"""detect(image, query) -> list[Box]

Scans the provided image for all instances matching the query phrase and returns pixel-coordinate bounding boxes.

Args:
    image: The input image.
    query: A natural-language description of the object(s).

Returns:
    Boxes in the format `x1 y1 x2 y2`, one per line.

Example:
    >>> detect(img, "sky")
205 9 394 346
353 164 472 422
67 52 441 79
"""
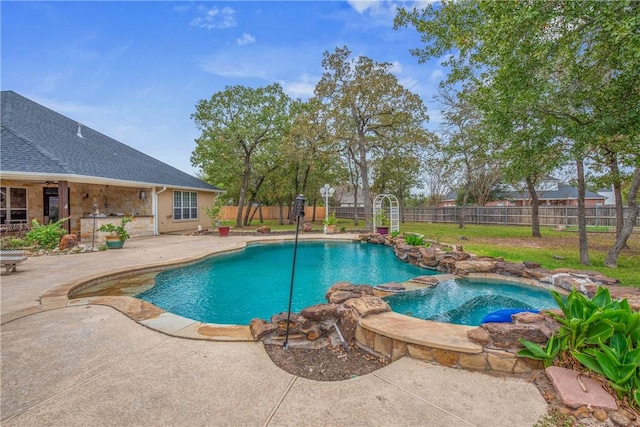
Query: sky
1 0 444 177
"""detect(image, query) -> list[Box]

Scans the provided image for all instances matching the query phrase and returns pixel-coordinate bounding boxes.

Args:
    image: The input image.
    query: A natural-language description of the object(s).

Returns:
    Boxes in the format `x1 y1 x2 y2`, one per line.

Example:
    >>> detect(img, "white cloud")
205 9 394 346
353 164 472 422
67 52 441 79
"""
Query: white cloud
198 46 320 82
279 74 319 99
236 33 256 46
190 6 236 30
390 60 403 74
430 69 444 81
347 1 379 14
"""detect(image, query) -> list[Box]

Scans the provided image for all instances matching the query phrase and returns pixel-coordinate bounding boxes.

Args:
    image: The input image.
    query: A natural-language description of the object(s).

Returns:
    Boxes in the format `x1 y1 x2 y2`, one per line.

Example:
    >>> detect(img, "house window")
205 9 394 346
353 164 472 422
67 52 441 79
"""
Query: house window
0 187 28 224
173 190 198 220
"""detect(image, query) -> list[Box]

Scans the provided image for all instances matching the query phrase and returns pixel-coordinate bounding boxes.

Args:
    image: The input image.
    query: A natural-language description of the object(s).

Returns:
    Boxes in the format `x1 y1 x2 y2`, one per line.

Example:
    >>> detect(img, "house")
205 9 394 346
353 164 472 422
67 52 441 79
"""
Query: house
1 90 222 242
441 177 606 207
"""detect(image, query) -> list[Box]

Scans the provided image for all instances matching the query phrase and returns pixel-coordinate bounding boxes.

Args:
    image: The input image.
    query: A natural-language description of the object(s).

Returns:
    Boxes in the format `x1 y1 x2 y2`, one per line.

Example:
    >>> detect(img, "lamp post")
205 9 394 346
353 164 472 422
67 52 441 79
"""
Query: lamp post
319 183 335 224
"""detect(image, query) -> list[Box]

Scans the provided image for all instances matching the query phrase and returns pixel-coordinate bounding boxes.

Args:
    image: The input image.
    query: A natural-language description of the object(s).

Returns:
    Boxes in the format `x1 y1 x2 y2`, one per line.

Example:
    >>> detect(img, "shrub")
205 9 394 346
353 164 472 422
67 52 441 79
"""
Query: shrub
518 287 640 410
1 238 27 249
404 232 425 246
25 217 69 249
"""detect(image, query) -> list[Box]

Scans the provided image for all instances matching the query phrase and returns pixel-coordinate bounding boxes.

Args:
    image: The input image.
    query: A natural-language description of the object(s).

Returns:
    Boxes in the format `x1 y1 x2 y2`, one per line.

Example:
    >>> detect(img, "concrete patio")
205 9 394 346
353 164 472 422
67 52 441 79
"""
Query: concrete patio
1 234 549 426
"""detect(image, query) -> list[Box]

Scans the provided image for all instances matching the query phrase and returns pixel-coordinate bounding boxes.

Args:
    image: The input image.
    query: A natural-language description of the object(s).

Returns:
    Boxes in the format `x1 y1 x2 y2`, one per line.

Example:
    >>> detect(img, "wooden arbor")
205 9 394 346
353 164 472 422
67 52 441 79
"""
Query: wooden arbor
373 194 399 234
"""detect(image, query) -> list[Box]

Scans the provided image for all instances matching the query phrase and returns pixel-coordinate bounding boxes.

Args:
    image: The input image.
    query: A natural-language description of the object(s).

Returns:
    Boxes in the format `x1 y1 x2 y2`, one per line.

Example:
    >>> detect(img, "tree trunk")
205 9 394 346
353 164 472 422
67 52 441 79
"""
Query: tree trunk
236 158 251 228
605 150 625 239
576 159 590 265
459 185 469 229
605 168 640 268
526 176 542 238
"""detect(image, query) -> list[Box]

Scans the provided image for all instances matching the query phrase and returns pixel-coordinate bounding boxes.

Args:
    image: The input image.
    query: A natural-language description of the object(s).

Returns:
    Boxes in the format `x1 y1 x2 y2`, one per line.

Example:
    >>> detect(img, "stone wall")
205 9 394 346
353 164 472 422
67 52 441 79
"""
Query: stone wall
250 232 638 376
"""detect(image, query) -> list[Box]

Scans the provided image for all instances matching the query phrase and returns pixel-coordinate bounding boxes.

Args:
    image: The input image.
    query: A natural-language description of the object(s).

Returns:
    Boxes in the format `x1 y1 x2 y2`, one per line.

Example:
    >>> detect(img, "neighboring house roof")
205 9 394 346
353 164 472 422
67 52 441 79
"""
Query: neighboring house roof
338 191 365 206
443 183 605 202
503 184 605 201
1 90 220 192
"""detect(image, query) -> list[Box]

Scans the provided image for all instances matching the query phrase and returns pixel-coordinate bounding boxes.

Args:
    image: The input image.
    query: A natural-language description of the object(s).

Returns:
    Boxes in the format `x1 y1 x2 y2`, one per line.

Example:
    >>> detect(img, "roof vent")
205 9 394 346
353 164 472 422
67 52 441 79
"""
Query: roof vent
76 123 84 138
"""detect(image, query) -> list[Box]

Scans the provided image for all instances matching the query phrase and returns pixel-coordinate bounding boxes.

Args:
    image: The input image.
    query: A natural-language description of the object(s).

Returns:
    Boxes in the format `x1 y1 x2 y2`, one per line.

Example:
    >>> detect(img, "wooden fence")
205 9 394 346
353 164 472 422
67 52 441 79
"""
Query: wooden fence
218 206 327 222
332 205 640 228
217 205 638 228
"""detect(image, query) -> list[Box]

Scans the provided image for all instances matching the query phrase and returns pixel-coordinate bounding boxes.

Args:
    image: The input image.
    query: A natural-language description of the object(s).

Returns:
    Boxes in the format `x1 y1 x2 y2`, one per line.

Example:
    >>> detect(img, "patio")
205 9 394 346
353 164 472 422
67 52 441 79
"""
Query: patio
1 234 548 426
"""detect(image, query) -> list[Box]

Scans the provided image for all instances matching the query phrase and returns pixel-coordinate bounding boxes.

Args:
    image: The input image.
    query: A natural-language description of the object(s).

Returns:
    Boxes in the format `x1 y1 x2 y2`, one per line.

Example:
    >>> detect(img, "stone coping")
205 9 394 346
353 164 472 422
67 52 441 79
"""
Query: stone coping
34 234 636 358
359 312 482 354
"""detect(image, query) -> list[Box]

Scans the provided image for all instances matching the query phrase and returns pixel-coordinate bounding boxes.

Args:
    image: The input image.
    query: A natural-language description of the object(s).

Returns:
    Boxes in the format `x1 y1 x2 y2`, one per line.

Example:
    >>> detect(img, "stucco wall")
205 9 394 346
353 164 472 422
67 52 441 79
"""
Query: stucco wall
1 180 215 236
156 189 216 234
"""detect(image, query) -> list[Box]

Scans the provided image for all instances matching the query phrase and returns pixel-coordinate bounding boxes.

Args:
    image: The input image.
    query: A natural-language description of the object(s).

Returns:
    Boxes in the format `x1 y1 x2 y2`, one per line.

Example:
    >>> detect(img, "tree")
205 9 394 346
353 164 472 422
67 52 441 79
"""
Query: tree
191 84 293 228
396 0 640 264
422 157 457 207
315 46 433 229
605 167 640 267
436 85 491 228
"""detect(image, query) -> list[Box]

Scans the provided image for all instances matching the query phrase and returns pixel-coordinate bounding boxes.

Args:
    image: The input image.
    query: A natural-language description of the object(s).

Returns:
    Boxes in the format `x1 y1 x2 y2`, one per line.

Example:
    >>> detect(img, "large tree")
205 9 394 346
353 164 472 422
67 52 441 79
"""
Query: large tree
396 0 640 264
315 46 433 229
191 84 293 228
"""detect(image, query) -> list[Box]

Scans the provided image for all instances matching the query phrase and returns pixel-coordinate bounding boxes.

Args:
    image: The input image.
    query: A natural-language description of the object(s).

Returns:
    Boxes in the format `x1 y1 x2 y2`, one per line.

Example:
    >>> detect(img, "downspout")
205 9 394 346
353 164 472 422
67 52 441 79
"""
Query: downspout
153 186 167 235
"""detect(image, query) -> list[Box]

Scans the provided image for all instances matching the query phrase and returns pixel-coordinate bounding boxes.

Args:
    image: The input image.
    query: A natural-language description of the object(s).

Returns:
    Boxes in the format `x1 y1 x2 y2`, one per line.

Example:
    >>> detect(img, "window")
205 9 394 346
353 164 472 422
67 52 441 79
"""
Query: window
0 187 28 224
173 190 198 220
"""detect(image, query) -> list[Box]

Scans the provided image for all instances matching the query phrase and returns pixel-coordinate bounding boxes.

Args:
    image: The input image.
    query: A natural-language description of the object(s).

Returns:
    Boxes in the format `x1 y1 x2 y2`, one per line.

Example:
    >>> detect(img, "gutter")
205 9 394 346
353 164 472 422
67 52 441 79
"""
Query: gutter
153 186 167 235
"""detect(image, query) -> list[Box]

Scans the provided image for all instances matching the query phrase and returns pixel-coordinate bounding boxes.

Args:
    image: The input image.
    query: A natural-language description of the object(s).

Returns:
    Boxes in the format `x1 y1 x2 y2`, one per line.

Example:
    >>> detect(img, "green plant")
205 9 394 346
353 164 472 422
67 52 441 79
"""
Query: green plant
25 217 69 249
2 238 26 249
324 211 337 226
404 232 425 246
375 210 389 226
391 230 400 238
205 200 222 227
339 226 346 233
97 217 132 241
518 286 640 409
98 244 108 251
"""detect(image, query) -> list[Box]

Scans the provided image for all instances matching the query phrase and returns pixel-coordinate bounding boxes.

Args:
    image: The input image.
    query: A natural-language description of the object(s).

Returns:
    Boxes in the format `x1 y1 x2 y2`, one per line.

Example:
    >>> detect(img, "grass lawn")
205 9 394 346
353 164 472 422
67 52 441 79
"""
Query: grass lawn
238 219 640 287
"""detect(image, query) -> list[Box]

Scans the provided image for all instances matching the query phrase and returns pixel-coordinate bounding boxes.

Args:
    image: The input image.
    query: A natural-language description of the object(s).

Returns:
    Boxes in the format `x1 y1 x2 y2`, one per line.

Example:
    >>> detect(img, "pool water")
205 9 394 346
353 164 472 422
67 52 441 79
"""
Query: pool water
385 277 559 326
137 240 433 324
136 240 559 326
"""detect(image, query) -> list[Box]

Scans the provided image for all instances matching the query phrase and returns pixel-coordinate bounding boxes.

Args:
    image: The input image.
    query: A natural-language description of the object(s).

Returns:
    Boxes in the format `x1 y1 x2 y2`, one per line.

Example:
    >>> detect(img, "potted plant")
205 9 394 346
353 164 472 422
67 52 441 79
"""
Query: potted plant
205 200 229 237
97 216 132 249
375 210 390 235
324 211 338 234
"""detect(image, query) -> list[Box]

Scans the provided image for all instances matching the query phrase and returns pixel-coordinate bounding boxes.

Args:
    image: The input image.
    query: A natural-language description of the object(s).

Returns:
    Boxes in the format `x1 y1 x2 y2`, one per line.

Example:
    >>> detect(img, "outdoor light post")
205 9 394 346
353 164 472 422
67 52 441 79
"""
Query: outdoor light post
283 194 305 351
319 183 335 226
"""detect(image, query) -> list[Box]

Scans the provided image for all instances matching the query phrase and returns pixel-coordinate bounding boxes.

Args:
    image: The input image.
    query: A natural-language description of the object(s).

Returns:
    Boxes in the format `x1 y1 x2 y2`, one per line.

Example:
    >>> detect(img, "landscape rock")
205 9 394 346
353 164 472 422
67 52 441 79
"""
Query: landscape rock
467 327 491 346
300 303 339 321
495 261 526 277
301 222 313 232
454 260 497 275
343 295 391 317
257 226 271 233
59 233 79 250
271 312 306 335
338 308 359 342
609 409 633 426
482 323 549 349
545 366 618 411
325 282 373 304
249 318 278 340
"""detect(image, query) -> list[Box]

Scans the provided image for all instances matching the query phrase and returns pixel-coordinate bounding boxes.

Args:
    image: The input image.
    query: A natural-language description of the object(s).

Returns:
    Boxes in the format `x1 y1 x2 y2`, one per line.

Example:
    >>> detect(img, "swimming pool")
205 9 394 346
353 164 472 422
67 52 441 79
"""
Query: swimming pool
108 240 558 327
385 277 558 326
136 240 433 324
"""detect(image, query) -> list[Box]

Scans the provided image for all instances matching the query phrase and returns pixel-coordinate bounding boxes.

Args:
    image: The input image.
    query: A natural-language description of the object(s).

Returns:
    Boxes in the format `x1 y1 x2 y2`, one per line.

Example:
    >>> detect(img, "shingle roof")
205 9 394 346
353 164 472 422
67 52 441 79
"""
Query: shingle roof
1 91 220 192
443 184 605 202
502 185 605 200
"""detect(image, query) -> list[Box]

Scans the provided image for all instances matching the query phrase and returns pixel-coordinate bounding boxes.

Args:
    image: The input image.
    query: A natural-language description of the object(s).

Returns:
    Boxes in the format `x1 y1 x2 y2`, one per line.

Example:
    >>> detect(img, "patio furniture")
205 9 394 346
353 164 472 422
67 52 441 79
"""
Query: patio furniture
0 250 27 273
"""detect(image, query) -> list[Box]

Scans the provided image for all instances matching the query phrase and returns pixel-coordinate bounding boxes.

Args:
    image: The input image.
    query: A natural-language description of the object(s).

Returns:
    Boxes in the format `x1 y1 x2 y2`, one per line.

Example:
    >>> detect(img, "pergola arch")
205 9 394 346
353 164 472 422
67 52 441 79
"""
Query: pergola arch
373 194 399 233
